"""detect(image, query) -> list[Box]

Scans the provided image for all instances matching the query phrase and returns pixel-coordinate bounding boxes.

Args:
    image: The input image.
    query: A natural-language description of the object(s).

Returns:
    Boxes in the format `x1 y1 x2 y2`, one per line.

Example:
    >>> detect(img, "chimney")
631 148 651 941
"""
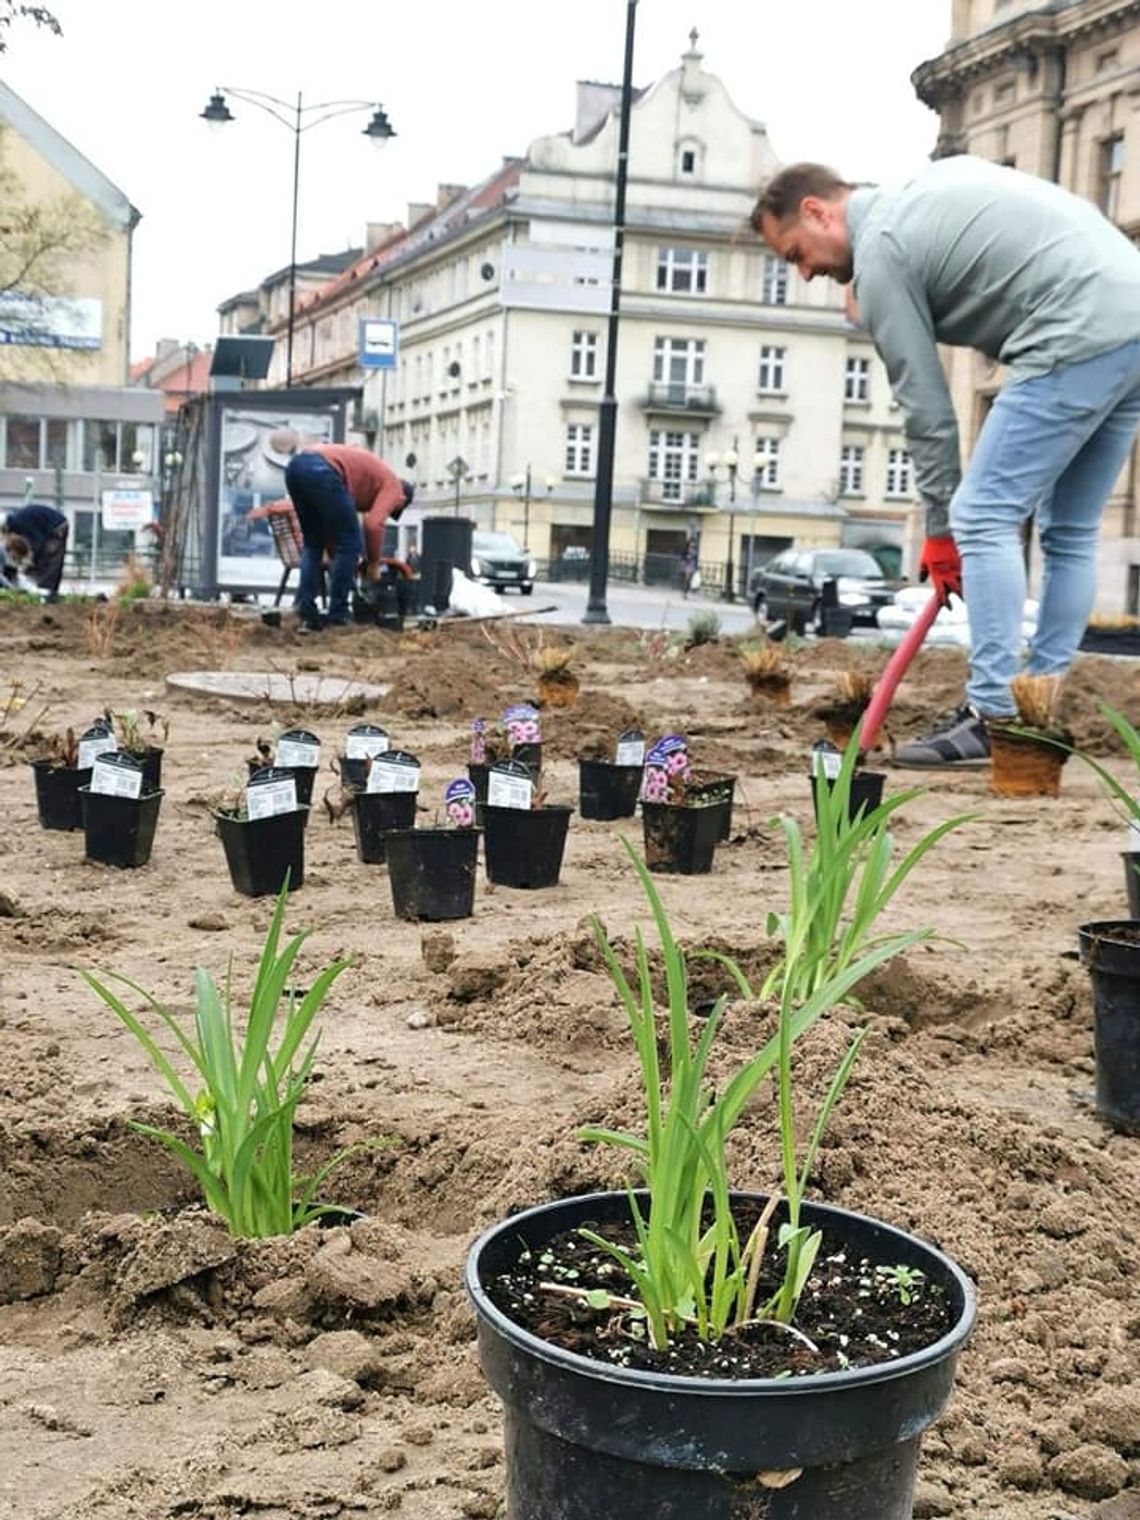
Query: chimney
407 202 433 227
436 182 466 208
573 81 623 143
366 220 403 252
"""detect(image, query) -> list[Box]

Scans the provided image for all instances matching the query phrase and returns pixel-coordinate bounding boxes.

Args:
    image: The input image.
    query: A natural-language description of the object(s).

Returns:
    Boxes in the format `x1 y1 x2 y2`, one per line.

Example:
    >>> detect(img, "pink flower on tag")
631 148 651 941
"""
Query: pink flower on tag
643 766 669 801
448 801 475 828
666 749 690 778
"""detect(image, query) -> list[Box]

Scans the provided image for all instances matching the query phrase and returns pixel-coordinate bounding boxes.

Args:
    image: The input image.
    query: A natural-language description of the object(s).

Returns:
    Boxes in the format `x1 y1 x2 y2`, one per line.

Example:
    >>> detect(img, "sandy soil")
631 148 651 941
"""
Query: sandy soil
0 599 1138 1520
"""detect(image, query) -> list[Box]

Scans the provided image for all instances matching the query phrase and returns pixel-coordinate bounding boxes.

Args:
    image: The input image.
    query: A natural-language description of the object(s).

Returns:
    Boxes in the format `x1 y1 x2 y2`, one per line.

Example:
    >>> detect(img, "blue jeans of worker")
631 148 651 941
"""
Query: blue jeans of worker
284 453 361 627
950 339 1140 717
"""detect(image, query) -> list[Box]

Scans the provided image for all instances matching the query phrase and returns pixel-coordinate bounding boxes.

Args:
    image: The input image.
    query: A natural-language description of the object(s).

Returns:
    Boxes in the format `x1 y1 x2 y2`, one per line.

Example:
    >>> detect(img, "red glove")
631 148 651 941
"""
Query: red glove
919 535 962 606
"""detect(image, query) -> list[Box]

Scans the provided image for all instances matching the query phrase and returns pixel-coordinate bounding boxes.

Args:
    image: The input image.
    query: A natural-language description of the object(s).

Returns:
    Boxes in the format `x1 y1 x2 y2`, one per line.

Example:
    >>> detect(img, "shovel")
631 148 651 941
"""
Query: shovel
858 590 944 755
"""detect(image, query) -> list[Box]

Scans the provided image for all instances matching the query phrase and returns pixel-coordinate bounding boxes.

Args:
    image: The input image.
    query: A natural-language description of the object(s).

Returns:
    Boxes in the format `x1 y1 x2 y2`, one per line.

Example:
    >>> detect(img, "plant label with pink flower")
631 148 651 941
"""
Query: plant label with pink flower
488 758 534 811
502 703 541 750
445 778 477 829
345 723 389 760
366 750 422 794
275 728 321 770
644 735 690 804
246 767 299 819
615 729 645 767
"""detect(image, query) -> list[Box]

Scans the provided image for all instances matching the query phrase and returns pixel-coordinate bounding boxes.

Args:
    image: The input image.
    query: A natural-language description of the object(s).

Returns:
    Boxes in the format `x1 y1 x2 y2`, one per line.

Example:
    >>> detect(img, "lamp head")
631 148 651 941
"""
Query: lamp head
363 105 397 147
200 90 234 128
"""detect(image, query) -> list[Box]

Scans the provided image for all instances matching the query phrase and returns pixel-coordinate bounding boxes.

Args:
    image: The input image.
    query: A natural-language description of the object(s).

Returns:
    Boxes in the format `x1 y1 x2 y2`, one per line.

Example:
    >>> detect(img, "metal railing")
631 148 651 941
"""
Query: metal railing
640 381 721 414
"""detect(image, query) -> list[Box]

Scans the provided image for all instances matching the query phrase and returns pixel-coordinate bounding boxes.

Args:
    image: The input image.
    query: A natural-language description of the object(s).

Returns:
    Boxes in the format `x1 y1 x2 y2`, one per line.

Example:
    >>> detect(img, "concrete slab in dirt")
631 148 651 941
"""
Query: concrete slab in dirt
164 670 390 706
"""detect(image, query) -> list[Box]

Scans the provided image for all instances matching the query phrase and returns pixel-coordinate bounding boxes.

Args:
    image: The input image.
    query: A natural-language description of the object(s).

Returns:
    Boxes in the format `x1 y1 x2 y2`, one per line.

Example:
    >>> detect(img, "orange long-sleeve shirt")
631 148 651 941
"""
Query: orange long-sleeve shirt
310 445 405 562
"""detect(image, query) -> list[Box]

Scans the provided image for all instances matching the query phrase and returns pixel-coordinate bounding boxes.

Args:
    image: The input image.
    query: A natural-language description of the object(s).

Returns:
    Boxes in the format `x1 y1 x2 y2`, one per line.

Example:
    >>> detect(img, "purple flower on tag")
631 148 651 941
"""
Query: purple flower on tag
508 718 540 746
447 800 476 828
665 749 690 778
643 765 669 802
445 776 477 828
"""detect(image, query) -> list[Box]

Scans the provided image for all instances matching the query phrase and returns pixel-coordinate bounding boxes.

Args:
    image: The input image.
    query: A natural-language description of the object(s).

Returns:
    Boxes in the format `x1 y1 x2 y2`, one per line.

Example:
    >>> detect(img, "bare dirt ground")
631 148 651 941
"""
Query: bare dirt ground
0 599 1138 1520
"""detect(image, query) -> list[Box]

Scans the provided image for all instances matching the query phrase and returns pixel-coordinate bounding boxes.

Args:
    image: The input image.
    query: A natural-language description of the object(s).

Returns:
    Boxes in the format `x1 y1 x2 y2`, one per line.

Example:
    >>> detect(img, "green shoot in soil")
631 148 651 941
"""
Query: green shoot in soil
82 883 363 1238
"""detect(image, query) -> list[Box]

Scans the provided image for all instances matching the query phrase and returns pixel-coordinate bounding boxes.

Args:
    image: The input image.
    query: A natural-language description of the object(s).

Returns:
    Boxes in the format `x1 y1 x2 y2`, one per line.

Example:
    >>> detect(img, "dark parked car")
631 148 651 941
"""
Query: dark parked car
749 547 901 628
470 531 536 595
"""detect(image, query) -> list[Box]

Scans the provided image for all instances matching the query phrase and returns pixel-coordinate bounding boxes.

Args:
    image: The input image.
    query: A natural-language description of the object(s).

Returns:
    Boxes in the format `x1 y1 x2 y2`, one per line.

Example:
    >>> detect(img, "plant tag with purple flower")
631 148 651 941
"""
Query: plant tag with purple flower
502 703 541 750
366 749 421 794
488 757 534 810
810 739 842 781
643 734 690 803
90 750 143 799
247 766 299 819
445 777 477 829
275 728 320 770
615 728 645 767
470 718 487 764
78 724 118 771
345 723 389 760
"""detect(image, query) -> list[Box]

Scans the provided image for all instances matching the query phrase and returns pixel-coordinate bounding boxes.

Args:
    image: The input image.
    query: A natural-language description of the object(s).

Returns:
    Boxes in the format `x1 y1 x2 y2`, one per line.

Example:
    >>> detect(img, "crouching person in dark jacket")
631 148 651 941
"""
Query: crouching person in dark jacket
3 503 69 600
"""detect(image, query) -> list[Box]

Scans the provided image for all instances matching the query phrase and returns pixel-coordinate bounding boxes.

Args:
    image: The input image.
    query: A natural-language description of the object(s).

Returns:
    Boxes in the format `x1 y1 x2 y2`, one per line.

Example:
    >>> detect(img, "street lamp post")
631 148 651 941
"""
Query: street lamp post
200 88 396 386
721 441 739 602
583 0 639 626
509 466 555 549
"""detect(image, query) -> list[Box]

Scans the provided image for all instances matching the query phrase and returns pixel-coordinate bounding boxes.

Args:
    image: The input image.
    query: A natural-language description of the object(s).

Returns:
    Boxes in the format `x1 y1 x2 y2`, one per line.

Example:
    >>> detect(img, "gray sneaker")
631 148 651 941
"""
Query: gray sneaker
894 703 991 769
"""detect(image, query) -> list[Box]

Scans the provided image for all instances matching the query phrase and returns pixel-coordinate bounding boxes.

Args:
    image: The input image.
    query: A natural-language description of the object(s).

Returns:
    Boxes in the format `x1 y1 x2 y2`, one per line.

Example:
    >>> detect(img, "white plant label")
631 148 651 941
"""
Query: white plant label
616 738 646 767
246 776 298 819
91 755 142 798
346 732 389 759
488 769 534 810
811 749 842 781
78 735 118 770
367 759 421 794
276 738 320 769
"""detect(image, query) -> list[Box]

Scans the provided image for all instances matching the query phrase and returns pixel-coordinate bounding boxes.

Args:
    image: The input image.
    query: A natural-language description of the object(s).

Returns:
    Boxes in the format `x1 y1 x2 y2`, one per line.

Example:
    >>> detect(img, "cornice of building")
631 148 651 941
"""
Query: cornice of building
913 0 1140 103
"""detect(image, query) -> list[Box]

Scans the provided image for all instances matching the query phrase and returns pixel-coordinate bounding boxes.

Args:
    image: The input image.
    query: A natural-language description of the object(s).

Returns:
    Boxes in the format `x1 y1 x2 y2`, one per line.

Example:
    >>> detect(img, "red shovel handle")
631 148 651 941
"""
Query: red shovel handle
859 591 944 754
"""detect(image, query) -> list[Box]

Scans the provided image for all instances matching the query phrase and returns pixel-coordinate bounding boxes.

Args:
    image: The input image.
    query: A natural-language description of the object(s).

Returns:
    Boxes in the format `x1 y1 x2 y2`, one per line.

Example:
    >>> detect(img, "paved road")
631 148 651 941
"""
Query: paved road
510 578 762 635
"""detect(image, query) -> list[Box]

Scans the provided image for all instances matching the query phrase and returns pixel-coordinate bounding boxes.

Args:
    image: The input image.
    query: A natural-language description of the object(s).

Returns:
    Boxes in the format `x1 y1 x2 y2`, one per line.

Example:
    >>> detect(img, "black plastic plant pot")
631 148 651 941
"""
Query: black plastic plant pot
31 760 92 831
811 770 887 826
1078 920 1140 1135
137 747 163 793
466 1190 976 1520
1124 853 1140 920
337 755 369 792
578 759 642 821
385 827 479 921
510 742 543 780
351 790 418 864
468 762 490 826
279 764 317 810
214 808 308 897
483 805 572 889
688 774 737 843
79 787 164 869
642 801 723 875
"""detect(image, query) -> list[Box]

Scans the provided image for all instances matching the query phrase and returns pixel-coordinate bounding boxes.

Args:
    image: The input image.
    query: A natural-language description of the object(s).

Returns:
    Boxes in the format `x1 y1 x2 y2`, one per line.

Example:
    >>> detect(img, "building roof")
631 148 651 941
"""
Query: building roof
0 79 139 230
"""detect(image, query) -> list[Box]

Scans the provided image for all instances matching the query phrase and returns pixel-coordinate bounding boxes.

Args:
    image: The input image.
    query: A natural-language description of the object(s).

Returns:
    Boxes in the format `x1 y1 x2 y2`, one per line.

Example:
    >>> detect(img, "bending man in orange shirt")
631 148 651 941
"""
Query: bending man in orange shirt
275 429 414 632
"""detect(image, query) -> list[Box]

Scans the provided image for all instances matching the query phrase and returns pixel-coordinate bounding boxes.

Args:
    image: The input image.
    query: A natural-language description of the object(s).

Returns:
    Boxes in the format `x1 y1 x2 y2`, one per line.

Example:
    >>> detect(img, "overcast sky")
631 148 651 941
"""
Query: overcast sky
3 0 951 360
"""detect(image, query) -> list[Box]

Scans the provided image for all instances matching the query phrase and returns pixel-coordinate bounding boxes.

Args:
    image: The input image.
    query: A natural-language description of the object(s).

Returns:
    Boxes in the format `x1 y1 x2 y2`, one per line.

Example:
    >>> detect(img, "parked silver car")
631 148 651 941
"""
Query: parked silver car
470 531 536 595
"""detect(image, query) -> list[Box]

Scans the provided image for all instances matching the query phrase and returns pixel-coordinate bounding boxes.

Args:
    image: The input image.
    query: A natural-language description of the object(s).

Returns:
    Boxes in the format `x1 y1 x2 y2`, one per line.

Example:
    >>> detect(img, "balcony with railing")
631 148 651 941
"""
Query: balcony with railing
639 478 717 509
639 381 721 416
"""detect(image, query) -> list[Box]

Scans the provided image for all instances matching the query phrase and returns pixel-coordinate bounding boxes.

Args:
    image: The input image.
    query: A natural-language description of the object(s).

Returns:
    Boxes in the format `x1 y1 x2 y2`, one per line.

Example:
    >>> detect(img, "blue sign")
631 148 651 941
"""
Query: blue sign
358 317 399 370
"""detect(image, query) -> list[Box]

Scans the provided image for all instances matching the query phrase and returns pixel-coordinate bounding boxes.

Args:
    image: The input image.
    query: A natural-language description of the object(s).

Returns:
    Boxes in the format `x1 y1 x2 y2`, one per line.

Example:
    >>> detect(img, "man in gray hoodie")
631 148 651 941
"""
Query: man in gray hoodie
754 156 1140 766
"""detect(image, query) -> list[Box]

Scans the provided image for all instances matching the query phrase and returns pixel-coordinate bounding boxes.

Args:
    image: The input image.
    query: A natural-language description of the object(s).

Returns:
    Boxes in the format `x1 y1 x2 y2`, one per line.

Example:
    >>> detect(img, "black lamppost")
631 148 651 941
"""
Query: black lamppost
200 88 396 386
583 0 638 625
721 441 739 602
510 465 556 548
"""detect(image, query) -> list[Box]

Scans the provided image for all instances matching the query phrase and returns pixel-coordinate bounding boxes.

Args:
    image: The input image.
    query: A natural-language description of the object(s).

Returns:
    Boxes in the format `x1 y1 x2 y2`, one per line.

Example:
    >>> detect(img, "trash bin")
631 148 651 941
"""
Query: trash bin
421 517 473 612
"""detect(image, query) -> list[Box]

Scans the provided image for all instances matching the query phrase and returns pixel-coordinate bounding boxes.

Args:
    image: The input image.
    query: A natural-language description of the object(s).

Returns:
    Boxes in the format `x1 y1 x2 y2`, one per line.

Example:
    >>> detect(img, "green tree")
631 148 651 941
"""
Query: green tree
0 4 61 52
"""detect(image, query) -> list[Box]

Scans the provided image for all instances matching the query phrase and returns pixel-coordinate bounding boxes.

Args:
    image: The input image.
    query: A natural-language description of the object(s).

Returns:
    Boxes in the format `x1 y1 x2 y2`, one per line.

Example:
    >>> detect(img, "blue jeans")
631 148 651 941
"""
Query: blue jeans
950 339 1140 716
284 453 362 626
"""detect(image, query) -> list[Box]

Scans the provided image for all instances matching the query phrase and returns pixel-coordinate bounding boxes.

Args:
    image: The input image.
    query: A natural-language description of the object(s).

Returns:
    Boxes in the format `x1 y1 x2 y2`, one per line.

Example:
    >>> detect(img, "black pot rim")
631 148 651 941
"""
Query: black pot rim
484 804 574 817
78 784 164 802
578 757 642 772
1079 918 1140 946
466 1189 976 1398
212 804 310 822
382 826 480 841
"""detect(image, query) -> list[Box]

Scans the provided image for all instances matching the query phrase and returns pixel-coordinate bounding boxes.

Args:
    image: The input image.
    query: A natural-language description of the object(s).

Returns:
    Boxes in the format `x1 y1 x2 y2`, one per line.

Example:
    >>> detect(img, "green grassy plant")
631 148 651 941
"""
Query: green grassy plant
83 884 363 1238
1058 702 1140 827
685 609 721 647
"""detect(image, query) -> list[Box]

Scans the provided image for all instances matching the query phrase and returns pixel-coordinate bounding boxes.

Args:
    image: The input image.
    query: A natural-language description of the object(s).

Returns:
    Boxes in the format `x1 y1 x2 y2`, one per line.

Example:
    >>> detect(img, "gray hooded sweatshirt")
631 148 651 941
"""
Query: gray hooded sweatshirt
847 155 1140 534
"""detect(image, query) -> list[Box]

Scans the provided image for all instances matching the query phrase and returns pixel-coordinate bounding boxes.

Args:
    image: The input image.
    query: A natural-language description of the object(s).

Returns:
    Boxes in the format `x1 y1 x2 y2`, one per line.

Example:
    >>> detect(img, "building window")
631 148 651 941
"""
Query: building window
484 330 495 381
82 420 118 472
761 255 788 306
45 418 69 469
647 429 701 501
886 447 913 498
471 334 481 382
839 444 865 495
993 79 1015 105
571 329 599 378
681 149 696 174
845 356 871 403
653 336 706 395
1099 134 1125 220
565 423 594 476
754 436 781 489
656 246 709 294
1097 49 1120 75
758 345 785 394
5 417 40 470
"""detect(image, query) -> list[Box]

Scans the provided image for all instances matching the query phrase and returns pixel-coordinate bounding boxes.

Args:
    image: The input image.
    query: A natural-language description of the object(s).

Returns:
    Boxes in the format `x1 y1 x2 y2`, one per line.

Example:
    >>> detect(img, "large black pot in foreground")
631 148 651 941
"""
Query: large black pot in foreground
467 1190 975 1520
483 805 572 888
215 808 308 896
1078 920 1140 1134
80 786 164 868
